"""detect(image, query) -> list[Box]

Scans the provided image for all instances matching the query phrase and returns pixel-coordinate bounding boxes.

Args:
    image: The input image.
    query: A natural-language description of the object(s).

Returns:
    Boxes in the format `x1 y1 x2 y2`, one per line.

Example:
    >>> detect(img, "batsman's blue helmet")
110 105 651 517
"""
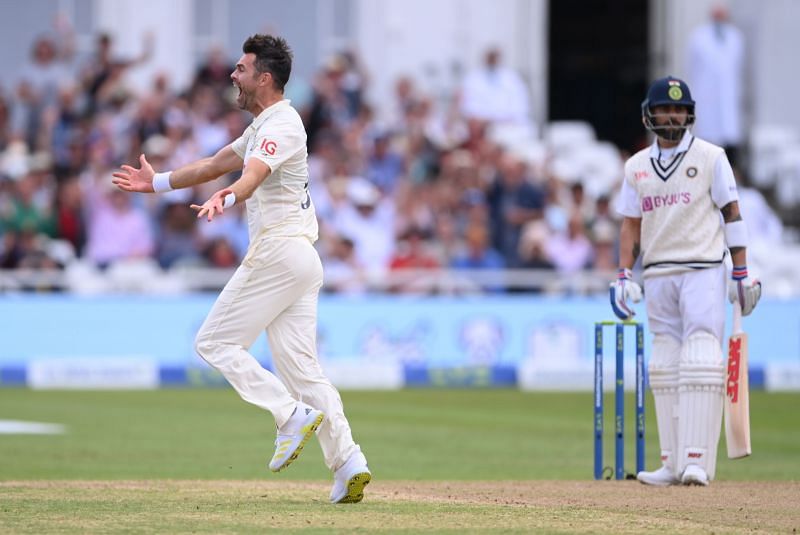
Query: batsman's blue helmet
641 76 695 141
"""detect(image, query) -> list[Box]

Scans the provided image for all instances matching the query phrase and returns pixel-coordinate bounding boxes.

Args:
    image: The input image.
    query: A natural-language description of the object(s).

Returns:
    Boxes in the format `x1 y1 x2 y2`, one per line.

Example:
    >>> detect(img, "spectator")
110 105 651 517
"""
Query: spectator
156 200 202 268
84 184 154 268
587 194 619 271
451 222 505 270
192 44 234 94
13 36 70 149
365 132 404 195
544 211 594 275
53 176 86 255
323 234 368 294
81 32 153 116
202 236 239 269
388 226 441 293
486 153 545 267
686 2 745 167
460 46 532 129
389 226 440 270
332 177 395 272
3 172 56 237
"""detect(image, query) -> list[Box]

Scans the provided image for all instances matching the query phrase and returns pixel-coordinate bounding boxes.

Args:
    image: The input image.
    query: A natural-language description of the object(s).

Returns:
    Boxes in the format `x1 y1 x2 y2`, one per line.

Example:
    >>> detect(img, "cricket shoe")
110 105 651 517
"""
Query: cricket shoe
681 464 709 486
330 451 371 504
268 402 324 472
637 465 679 487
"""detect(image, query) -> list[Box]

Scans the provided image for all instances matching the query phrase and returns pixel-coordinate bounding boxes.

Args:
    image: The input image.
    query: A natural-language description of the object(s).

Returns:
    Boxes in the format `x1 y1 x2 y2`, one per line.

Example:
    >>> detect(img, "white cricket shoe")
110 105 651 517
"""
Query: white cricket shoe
268 402 324 472
681 464 709 486
330 451 371 504
637 465 679 487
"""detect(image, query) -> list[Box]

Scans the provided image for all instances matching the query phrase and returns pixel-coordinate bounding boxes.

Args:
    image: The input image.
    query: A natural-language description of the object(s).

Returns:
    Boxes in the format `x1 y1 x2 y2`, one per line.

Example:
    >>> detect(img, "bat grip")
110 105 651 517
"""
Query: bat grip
732 301 743 335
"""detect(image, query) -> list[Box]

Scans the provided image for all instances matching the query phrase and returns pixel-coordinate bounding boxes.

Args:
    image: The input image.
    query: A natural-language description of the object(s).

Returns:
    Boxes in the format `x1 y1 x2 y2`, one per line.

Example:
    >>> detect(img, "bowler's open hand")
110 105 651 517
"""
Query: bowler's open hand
112 154 156 193
191 188 233 222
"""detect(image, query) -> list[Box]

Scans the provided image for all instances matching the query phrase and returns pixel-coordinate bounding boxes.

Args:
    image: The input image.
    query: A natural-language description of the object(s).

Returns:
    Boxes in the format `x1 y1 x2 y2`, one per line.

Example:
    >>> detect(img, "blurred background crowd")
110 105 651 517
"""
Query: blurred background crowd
0 3 796 295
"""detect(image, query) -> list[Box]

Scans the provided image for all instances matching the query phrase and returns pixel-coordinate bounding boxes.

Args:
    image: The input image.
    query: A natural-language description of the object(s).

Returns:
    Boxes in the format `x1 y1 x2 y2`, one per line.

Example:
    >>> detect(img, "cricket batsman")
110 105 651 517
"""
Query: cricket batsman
609 76 761 486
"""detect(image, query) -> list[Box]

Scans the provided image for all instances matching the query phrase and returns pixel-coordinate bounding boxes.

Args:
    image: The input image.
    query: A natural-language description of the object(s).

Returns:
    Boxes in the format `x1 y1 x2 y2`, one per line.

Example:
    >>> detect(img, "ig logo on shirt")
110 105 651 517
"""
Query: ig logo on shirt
260 140 277 156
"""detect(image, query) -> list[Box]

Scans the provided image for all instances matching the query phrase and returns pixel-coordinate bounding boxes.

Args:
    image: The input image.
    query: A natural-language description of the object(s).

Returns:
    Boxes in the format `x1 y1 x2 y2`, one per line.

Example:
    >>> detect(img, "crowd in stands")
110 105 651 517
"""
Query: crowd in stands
0 26 786 295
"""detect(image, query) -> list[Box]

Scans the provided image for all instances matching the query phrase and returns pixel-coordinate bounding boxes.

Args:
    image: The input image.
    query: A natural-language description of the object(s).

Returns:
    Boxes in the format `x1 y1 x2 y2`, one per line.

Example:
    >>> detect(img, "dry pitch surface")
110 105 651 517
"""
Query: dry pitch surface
3 480 798 533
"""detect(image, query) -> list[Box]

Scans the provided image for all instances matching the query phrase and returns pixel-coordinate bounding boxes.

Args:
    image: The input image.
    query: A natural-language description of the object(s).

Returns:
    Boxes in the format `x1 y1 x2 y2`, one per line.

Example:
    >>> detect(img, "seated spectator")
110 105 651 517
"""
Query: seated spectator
486 153 546 267
518 220 556 270
389 226 441 270
3 172 55 237
332 177 395 273
202 237 239 268
197 201 249 262
156 200 202 268
544 211 594 274
388 226 441 293
0 228 60 271
460 46 532 130
53 176 85 255
84 185 153 268
365 132 404 195
450 223 505 270
323 234 367 294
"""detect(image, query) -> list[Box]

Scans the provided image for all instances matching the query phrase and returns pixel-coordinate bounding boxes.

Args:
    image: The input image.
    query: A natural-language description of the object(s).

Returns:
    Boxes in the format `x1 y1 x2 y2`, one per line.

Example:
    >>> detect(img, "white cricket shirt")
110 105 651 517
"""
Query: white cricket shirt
231 99 318 243
616 133 739 277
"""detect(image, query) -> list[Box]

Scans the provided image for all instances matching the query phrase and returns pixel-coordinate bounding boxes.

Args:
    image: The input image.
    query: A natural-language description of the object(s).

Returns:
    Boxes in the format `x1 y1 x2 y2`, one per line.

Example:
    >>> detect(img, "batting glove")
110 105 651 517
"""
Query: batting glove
728 265 762 316
609 268 643 320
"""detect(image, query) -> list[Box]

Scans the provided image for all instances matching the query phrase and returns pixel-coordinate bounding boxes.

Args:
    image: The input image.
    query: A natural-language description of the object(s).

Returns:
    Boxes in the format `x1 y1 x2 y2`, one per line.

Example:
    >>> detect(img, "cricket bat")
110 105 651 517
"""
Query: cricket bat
724 303 751 459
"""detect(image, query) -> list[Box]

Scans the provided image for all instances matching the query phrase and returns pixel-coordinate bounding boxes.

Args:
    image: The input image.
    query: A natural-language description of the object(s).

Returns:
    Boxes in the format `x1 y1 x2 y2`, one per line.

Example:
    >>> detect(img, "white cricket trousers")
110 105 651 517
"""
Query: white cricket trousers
195 235 359 471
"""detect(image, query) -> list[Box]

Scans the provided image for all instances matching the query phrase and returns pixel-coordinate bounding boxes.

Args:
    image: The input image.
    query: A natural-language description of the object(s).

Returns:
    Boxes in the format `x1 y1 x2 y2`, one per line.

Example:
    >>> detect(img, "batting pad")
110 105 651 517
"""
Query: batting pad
678 331 725 480
648 334 680 473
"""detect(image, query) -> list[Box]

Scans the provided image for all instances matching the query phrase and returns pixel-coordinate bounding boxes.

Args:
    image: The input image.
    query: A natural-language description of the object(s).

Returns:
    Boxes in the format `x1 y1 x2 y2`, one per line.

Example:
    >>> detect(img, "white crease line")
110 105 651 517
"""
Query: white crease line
0 420 66 434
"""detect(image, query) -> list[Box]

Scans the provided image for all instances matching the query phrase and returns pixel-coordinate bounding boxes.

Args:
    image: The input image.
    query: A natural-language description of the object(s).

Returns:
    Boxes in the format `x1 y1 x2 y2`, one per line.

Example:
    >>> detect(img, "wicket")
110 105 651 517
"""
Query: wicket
594 320 645 480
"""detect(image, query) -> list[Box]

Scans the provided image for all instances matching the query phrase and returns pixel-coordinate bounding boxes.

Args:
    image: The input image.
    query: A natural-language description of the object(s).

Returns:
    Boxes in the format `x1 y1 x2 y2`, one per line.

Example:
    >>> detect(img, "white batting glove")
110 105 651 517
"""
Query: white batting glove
609 268 643 320
728 265 762 316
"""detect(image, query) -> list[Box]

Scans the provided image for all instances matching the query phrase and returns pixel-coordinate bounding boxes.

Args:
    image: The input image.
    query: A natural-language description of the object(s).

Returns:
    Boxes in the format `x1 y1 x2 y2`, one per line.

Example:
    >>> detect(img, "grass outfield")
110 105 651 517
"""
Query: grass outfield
1 389 799 532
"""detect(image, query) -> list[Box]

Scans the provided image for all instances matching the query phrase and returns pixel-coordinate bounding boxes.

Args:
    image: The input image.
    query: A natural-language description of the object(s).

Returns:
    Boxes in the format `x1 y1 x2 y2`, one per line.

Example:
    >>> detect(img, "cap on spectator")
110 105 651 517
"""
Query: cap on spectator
1 140 30 180
346 177 380 206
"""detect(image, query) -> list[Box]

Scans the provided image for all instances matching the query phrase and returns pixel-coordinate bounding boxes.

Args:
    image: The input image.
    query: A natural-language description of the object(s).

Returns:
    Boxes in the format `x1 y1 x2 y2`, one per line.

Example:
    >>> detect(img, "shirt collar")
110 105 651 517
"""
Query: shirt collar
250 99 291 129
648 131 694 158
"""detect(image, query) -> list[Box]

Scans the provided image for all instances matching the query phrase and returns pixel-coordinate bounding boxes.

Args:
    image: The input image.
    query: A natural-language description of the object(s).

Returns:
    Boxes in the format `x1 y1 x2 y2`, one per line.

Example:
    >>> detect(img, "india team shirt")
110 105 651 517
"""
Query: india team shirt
616 133 739 276
231 99 318 243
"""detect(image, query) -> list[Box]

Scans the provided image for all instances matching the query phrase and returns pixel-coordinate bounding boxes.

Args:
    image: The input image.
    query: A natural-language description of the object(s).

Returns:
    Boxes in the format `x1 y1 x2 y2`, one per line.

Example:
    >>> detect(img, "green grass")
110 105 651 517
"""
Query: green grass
0 388 798 481
2 389 799 533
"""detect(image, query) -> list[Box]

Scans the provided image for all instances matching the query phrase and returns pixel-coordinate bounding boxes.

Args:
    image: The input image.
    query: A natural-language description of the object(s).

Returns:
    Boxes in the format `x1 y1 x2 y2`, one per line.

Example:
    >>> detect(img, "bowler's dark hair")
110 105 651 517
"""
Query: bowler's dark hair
242 34 292 91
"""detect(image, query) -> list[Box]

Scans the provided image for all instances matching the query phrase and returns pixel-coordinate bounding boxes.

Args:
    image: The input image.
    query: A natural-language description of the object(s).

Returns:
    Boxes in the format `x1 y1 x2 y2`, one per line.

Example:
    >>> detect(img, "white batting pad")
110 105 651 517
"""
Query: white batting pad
678 331 725 480
648 334 681 473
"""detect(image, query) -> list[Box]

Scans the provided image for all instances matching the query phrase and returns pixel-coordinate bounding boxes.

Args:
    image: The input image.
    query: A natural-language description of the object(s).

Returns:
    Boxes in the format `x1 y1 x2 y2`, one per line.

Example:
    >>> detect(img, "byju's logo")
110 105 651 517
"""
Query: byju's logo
641 193 691 212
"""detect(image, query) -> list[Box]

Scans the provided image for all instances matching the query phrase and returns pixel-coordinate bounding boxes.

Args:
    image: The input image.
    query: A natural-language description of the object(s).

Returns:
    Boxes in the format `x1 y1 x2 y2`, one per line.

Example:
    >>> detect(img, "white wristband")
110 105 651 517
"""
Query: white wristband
222 192 236 209
725 220 748 248
152 172 173 193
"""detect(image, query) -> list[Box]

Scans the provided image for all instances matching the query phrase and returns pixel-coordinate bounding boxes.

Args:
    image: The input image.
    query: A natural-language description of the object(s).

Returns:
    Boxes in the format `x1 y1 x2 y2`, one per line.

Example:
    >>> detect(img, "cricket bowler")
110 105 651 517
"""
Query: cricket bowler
112 34 370 504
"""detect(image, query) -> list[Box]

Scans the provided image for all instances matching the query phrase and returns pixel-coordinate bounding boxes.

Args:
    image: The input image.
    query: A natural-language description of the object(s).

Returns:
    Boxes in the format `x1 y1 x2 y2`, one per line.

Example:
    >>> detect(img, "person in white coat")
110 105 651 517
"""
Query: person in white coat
686 3 745 167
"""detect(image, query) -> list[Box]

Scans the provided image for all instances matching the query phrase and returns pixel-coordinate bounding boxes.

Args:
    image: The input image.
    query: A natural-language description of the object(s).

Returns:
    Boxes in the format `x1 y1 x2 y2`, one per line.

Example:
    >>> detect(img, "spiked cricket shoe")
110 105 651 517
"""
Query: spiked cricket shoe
268 402 324 472
681 464 709 486
637 465 679 487
330 451 371 504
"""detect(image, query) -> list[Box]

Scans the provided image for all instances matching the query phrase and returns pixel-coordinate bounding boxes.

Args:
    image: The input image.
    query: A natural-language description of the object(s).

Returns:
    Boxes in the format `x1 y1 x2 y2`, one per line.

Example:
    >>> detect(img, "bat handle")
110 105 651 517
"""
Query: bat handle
732 300 743 335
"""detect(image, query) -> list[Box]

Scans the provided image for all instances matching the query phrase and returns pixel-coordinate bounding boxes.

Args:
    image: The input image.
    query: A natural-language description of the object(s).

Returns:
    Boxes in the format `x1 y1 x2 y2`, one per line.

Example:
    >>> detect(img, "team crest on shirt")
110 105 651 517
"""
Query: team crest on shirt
686 166 698 178
259 139 277 156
